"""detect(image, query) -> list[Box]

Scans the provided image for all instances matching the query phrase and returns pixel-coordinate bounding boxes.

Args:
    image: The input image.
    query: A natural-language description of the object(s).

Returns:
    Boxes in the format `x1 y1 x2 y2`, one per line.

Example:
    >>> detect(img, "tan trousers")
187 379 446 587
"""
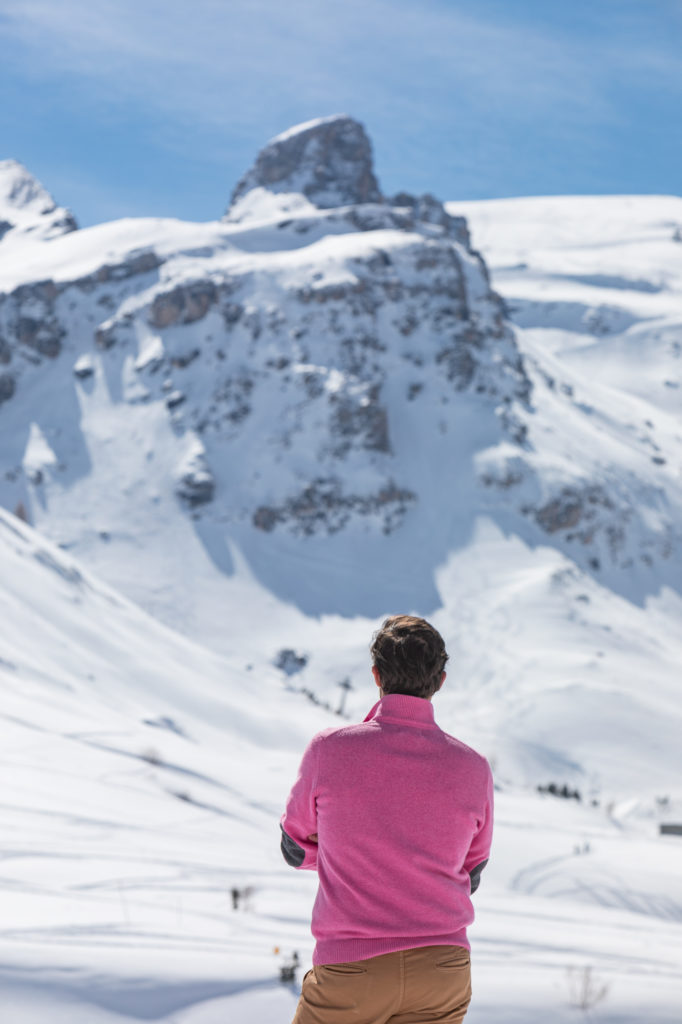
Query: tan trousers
291 944 471 1024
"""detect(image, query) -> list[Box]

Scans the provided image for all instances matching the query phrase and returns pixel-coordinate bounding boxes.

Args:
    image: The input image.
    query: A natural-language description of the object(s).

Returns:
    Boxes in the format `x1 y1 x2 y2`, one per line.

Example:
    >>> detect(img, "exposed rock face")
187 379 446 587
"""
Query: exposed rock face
0 245 164 404
174 444 216 508
228 115 383 214
73 354 94 379
253 478 416 537
0 372 15 404
149 282 217 328
75 249 162 291
0 280 65 360
0 160 77 242
533 486 609 535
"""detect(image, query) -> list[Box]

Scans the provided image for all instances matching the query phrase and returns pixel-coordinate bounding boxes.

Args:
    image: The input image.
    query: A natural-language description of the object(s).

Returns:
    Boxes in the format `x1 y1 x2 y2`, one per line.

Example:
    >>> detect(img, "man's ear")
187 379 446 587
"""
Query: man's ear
437 671 446 691
372 665 382 690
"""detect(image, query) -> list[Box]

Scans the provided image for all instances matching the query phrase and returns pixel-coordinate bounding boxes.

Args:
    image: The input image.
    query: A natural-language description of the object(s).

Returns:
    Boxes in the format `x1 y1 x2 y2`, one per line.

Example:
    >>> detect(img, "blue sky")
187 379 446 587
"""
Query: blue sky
1 0 680 227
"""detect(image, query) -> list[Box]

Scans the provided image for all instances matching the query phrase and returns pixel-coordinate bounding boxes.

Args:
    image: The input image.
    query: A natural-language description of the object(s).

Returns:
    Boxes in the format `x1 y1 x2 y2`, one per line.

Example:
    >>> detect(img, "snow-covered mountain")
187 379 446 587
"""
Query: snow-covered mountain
1 113 681 781
2 115 682 1021
0 115 532 633
2 116 680 632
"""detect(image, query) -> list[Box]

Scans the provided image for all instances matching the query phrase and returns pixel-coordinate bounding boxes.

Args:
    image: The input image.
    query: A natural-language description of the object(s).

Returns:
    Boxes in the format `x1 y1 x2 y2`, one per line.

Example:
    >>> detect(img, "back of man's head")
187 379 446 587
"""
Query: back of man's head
370 615 448 700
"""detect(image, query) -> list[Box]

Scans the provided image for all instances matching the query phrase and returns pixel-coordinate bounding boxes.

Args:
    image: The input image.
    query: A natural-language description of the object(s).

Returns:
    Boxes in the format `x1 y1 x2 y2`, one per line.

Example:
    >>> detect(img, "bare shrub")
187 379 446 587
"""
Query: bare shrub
567 965 609 1017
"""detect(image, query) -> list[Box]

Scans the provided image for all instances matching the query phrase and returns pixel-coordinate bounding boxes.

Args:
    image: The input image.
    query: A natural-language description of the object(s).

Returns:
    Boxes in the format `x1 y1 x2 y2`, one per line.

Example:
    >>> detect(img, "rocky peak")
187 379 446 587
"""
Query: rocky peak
227 115 383 218
0 159 78 241
0 160 54 212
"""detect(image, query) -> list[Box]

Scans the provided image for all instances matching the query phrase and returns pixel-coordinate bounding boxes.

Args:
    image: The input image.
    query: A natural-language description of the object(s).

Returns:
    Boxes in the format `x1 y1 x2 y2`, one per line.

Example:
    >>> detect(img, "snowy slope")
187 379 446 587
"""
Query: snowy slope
448 195 682 603
449 194 682 425
1 509 682 1024
0 505 330 1018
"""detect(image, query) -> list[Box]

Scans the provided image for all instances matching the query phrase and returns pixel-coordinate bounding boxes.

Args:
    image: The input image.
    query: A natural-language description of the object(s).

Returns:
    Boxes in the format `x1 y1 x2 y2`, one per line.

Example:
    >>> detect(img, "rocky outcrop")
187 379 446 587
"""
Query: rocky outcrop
0 372 15 404
329 384 390 456
253 477 416 537
533 485 611 535
73 354 94 379
174 444 216 508
524 480 674 568
340 199 469 246
228 115 383 214
0 280 64 360
15 314 65 359
225 115 473 259
75 249 162 292
149 281 217 328
386 192 471 248
477 445 679 572
94 319 121 350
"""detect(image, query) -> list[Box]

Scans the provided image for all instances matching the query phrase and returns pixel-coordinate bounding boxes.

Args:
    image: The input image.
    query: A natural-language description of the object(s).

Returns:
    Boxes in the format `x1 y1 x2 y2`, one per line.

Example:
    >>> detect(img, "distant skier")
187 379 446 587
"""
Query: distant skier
279 950 301 984
280 615 494 1024
230 887 240 910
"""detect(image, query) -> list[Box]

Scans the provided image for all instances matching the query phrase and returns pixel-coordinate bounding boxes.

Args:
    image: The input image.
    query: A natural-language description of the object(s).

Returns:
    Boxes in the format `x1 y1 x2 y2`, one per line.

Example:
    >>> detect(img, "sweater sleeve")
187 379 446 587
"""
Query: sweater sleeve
280 734 321 871
463 761 494 894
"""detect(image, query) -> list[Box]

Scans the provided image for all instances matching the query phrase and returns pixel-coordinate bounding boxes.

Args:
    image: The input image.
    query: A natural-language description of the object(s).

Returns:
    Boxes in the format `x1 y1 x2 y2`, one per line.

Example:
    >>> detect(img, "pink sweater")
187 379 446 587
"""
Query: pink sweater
281 693 494 965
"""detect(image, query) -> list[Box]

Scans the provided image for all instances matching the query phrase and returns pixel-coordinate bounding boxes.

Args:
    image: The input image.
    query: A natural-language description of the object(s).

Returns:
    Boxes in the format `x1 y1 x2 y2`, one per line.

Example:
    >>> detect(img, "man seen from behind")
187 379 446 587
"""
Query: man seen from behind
280 614 494 1024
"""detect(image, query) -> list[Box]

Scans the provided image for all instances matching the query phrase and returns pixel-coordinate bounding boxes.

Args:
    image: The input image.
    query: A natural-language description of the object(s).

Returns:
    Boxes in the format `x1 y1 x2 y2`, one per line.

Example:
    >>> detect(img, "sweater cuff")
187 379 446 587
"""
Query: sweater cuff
280 823 318 870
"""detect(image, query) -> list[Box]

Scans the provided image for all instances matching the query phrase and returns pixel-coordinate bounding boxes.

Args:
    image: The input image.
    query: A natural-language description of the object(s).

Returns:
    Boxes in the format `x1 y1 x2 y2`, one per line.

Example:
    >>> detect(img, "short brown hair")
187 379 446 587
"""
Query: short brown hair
370 615 448 699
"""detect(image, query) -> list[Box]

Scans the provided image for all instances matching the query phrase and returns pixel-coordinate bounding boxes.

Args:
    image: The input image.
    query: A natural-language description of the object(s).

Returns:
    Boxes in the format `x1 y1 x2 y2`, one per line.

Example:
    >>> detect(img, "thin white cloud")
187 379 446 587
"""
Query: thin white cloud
0 0 630 133
2 0 680 206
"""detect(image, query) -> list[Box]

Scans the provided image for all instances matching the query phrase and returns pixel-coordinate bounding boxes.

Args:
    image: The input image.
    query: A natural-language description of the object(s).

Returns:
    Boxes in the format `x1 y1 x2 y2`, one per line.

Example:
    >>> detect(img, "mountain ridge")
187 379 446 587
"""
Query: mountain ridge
0 120 681 624
0 116 534 623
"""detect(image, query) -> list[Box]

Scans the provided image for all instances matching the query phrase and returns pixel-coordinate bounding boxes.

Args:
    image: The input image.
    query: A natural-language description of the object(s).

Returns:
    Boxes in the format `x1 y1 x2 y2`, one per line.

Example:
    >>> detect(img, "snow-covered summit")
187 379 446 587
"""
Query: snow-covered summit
226 114 383 220
0 120 527 626
1 128 681 631
0 158 78 242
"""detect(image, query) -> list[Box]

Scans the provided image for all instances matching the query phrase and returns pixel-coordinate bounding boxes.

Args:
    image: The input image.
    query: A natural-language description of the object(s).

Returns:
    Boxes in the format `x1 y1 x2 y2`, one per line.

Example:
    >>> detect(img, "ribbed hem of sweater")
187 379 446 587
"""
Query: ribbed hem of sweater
313 929 469 966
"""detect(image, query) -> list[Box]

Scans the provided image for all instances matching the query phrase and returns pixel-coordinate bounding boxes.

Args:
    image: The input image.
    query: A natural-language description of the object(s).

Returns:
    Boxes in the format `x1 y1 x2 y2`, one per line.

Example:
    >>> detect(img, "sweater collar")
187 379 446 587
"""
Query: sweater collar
363 693 436 726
